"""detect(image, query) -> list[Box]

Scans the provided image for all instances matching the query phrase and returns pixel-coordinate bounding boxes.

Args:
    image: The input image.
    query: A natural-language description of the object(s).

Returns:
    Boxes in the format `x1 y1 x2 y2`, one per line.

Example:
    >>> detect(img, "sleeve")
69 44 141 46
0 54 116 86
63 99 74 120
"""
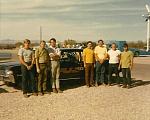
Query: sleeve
94 46 97 54
83 49 86 56
35 49 39 59
18 48 23 56
105 48 107 53
117 50 121 55
130 51 134 59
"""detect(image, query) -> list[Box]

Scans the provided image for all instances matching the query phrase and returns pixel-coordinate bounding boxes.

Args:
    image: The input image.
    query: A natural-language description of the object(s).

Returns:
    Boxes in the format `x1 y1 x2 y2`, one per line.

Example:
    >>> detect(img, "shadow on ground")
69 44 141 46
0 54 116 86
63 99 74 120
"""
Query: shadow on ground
0 88 8 94
110 77 150 89
60 79 85 91
131 80 150 88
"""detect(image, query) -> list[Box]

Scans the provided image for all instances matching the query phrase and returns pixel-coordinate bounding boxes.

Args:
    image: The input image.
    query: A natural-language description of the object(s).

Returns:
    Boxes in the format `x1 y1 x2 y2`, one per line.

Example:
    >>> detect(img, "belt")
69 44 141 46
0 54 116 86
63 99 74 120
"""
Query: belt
25 61 31 63
25 62 32 65
39 63 47 64
50 60 60 61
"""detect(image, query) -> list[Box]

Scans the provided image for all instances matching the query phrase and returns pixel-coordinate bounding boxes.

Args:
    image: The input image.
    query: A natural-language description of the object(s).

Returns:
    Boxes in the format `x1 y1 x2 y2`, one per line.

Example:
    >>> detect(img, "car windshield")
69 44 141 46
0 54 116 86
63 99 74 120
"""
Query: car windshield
60 51 83 67
0 65 8 70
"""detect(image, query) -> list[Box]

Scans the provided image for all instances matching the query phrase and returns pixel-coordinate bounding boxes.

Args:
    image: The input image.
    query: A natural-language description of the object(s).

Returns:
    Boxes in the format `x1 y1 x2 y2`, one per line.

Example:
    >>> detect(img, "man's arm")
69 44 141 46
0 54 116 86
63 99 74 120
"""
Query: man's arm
130 52 134 70
95 53 100 62
83 50 86 67
119 54 122 70
18 56 28 67
35 49 40 73
104 48 108 60
104 53 108 60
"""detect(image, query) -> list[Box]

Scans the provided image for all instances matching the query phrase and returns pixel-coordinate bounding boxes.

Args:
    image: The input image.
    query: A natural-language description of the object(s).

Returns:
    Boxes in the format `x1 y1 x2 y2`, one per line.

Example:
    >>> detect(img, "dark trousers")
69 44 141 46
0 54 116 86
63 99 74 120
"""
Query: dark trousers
108 64 120 84
96 61 105 84
85 63 94 86
38 64 48 92
21 64 37 94
122 68 131 86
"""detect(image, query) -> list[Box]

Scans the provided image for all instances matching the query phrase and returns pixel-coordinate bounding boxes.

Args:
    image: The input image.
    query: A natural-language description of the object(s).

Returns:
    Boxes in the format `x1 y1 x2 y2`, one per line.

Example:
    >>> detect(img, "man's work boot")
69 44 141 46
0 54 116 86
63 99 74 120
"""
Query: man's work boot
57 88 63 93
53 88 58 93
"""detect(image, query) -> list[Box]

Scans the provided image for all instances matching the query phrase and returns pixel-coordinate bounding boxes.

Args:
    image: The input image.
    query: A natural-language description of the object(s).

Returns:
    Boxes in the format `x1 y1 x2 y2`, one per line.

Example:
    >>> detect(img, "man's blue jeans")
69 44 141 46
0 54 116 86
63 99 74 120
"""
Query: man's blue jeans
95 61 106 84
21 63 36 94
122 68 131 86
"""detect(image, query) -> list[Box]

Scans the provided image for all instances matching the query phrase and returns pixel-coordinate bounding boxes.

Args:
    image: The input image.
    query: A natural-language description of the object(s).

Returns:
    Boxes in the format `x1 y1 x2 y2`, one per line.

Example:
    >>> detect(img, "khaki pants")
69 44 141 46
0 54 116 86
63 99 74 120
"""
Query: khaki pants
85 63 94 86
38 63 47 92
50 61 60 89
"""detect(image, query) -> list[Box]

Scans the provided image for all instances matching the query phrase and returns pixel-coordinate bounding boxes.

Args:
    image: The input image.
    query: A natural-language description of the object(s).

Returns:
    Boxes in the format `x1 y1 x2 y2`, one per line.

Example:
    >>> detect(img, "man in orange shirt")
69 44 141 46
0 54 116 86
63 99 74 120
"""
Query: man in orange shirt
83 41 95 87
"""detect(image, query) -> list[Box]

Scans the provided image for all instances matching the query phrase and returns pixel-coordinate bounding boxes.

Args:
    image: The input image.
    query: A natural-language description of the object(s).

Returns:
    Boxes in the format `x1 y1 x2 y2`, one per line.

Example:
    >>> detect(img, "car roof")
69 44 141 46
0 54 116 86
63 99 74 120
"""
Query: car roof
0 61 20 66
60 48 83 52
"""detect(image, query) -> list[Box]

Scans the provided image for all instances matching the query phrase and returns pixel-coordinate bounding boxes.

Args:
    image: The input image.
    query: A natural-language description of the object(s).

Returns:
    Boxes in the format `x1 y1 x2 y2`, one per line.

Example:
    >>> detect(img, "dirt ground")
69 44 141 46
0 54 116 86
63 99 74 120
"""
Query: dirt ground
0 50 150 120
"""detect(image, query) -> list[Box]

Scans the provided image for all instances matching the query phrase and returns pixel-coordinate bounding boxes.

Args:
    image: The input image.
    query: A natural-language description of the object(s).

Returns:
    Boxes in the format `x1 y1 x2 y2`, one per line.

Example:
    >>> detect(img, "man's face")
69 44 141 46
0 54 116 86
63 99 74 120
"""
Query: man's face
112 44 116 50
40 42 46 49
50 40 56 47
123 47 128 51
24 42 30 49
98 41 103 47
87 42 92 48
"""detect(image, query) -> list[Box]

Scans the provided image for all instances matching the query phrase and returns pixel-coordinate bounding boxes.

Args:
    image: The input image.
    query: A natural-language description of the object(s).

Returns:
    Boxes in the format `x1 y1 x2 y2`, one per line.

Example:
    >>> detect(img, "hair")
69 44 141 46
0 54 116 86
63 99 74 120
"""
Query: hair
49 38 56 43
87 41 93 45
24 39 30 44
111 43 117 47
40 40 46 44
123 43 128 48
112 43 116 46
98 39 104 43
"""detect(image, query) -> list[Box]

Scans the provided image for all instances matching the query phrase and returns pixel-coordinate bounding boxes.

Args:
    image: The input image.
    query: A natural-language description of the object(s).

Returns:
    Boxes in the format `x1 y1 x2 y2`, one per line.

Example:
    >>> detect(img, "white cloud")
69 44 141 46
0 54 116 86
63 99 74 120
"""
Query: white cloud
0 0 147 41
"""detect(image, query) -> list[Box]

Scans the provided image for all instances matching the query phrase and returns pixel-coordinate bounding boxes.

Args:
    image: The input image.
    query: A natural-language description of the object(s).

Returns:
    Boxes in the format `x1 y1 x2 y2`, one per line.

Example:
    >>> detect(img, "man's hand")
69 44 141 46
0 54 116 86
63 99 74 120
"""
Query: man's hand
37 68 40 73
129 66 133 70
49 53 55 58
118 65 121 71
27 65 33 70
99 59 104 64
84 63 86 68
53 55 60 61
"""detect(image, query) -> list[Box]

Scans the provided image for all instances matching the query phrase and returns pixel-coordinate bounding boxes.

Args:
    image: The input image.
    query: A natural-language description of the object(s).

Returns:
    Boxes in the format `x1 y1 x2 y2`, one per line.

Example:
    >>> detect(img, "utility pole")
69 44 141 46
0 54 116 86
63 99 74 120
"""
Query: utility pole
143 4 150 51
40 26 42 41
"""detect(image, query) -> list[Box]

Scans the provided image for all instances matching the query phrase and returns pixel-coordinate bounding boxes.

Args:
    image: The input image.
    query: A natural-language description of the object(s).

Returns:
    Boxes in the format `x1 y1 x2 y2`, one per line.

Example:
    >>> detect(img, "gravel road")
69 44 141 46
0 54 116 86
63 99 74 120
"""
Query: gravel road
0 57 150 120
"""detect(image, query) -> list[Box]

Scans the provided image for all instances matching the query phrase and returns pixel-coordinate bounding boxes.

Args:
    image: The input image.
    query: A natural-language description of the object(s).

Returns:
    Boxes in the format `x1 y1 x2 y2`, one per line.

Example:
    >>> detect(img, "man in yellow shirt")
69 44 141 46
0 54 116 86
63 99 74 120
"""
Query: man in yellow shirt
94 40 107 86
83 41 95 87
120 43 134 89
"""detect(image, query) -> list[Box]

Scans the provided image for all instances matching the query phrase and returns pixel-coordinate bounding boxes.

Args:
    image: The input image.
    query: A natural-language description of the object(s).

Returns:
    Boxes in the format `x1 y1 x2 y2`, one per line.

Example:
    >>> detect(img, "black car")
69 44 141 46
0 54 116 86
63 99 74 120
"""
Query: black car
0 48 84 87
0 61 22 86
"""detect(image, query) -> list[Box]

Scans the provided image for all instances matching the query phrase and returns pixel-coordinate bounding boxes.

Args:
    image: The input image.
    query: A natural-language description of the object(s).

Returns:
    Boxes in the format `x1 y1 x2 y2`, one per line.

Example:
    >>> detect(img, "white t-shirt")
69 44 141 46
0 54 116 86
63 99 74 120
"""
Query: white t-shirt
108 49 121 64
18 48 34 62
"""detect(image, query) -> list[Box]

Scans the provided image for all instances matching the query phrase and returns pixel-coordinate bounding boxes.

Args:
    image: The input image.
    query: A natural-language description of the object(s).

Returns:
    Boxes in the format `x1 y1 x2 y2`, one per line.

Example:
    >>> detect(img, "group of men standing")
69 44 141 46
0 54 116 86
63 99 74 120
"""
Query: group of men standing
83 40 134 89
18 38 133 98
18 38 62 98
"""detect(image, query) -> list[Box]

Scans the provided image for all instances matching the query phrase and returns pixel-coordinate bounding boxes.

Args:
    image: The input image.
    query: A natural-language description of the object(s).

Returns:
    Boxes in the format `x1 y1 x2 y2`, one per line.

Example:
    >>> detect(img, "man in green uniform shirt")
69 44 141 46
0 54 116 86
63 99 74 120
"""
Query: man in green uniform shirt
35 40 50 95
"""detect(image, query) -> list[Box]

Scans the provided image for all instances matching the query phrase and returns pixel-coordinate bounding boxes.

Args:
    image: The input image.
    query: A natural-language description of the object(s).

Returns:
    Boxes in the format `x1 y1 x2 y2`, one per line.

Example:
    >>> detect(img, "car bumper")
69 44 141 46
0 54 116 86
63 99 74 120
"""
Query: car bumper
0 75 15 83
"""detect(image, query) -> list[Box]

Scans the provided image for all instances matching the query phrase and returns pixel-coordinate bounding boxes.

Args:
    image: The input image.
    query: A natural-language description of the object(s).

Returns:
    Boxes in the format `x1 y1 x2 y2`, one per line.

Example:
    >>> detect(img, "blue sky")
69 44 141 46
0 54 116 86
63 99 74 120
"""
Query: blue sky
0 0 149 42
